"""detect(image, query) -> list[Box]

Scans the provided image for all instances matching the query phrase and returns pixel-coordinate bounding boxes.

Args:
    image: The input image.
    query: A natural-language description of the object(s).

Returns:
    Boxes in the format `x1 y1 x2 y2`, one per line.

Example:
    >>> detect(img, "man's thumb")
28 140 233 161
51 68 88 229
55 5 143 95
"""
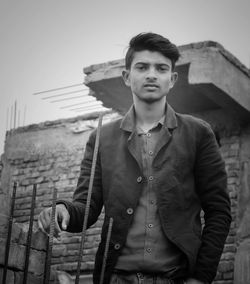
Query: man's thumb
61 210 69 230
61 217 68 230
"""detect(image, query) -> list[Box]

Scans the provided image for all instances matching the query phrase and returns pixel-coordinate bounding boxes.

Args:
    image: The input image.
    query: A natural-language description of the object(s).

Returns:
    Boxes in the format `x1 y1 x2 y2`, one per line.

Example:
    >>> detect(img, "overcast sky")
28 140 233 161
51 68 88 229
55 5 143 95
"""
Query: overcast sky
0 0 250 154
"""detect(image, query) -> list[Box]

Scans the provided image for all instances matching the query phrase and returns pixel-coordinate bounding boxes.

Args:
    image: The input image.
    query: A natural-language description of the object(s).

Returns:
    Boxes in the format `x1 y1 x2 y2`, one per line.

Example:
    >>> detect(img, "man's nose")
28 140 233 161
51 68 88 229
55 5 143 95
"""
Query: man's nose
146 67 157 80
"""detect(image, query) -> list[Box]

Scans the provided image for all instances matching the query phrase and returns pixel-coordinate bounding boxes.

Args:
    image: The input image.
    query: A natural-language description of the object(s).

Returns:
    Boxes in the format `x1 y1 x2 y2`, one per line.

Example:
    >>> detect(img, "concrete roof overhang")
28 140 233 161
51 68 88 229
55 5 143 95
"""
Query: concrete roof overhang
84 41 250 122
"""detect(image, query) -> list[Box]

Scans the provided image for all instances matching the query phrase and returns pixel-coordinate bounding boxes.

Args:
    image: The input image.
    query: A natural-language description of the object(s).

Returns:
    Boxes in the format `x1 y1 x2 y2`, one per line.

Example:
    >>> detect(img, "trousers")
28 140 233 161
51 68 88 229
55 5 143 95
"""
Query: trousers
110 272 185 284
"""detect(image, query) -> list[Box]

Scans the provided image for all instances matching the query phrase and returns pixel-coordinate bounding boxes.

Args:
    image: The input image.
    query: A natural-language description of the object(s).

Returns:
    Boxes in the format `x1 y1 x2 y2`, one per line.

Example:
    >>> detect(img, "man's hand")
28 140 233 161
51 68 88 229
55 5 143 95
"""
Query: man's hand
38 204 70 238
185 278 205 284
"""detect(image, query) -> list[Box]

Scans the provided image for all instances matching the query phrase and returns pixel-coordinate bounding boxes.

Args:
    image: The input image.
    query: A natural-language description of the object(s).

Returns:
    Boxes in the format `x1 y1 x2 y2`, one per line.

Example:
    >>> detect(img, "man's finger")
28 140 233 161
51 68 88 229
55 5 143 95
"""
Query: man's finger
60 211 69 230
38 211 48 232
57 204 69 231
37 218 47 235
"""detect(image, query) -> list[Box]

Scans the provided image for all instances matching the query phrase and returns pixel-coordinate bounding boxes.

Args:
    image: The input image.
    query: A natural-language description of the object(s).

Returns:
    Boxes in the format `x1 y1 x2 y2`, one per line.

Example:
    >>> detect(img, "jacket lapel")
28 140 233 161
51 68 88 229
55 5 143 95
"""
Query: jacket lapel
153 104 178 168
127 131 142 171
120 106 143 171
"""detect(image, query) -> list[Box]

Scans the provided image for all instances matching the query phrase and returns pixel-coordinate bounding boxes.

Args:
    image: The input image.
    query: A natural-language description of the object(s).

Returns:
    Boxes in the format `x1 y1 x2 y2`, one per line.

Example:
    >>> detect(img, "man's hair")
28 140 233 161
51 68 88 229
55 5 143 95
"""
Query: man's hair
125 32 180 70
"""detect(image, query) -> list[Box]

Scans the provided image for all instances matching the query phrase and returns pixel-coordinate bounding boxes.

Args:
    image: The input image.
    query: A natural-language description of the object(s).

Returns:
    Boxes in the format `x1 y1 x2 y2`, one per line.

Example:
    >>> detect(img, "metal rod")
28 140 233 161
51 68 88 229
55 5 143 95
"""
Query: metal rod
43 188 58 284
73 105 106 112
14 100 17 129
99 217 113 284
60 99 97 109
51 95 88 103
10 104 13 130
75 114 103 284
33 83 84 95
41 89 88 100
70 101 102 111
23 105 27 127
23 184 37 284
3 182 17 284
6 107 9 132
18 109 21 128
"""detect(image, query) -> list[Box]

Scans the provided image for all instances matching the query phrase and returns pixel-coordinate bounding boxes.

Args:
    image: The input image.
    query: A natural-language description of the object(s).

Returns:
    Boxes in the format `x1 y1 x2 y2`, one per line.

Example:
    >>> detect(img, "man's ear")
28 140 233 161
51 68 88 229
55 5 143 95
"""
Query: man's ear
169 72 178 89
122 69 131 87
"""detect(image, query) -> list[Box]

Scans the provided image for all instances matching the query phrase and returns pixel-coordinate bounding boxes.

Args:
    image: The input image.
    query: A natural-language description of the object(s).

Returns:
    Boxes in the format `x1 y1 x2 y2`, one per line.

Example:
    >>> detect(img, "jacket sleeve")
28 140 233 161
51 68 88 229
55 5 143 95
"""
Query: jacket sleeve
58 129 103 233
192 124 232 283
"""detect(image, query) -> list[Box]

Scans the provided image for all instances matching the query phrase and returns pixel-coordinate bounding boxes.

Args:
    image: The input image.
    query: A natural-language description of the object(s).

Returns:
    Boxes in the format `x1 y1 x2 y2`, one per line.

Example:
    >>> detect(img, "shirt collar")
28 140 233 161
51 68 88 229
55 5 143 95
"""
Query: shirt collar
120 103 178 132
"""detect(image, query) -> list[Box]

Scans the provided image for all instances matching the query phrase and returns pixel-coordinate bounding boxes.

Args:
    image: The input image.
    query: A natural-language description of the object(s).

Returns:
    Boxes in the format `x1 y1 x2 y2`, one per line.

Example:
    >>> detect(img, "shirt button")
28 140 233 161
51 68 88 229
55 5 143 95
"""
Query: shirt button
114 243 121 250
127 208 134 215
149 150 153 156
148 223 154 228
148 176 154 181
137 176 142 183
150 200 155 204
146 248 152 253
146 133 151 137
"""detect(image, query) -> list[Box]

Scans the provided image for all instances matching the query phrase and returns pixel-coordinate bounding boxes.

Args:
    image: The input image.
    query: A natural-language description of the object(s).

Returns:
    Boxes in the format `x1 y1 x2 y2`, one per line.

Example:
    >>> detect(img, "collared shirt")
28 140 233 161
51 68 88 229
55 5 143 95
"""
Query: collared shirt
115 107 187 276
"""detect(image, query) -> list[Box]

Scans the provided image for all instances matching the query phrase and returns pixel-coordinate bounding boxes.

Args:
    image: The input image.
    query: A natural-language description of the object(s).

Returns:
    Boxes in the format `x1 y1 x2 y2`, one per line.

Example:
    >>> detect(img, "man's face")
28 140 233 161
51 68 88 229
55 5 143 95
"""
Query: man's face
122 50 178 104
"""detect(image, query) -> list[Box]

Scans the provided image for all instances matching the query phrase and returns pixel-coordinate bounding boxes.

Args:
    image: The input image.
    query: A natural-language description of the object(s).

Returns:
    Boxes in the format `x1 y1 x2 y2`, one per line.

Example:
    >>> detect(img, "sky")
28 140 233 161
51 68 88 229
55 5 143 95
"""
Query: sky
0 0 250 154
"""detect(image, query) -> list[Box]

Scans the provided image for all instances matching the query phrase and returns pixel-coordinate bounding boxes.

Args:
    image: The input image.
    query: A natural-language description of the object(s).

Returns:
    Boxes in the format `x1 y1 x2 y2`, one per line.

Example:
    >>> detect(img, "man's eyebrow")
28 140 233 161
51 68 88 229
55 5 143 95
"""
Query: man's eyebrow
156 63 171 67
134 62 171 66
134 62 148 65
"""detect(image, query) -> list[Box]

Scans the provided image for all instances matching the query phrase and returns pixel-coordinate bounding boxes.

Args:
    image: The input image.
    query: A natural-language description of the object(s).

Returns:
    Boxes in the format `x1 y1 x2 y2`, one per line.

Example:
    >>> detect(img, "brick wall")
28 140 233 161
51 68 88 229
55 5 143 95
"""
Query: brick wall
1 110 249 283
214 135 240 284
0 112 119 283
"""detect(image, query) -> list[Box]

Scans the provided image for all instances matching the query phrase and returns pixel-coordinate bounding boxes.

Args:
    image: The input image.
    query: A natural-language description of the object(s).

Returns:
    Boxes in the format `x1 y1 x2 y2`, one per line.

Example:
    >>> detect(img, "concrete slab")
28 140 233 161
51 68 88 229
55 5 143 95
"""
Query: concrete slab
84 41 250 122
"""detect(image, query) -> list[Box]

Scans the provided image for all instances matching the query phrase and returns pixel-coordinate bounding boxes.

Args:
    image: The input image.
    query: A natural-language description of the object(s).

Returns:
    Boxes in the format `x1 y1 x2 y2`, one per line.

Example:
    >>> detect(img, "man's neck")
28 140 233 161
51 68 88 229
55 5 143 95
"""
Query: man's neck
134 97 166 130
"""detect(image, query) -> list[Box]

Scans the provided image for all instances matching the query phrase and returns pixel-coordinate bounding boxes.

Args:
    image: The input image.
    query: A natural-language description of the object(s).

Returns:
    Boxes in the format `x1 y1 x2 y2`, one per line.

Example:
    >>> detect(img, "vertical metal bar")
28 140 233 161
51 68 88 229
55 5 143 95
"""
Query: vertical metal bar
18 109 21 127
6 107 9 132
3 182 17 284
43 237 49 284
14 100 17 129
23 184 37 284
75 114 103 284
43 188 58 284
10 104 13 130
23 105 27 127
99 217 113 284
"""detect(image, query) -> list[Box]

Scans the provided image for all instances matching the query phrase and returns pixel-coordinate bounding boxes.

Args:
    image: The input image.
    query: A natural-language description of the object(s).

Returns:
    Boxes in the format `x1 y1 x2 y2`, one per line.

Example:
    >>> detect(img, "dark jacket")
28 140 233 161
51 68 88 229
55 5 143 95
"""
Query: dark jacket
62 104 231 284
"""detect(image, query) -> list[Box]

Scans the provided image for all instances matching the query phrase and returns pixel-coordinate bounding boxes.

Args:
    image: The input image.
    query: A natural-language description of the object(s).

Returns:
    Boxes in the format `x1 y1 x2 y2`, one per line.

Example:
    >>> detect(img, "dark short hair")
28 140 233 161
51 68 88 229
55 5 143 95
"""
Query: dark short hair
125 32 180 70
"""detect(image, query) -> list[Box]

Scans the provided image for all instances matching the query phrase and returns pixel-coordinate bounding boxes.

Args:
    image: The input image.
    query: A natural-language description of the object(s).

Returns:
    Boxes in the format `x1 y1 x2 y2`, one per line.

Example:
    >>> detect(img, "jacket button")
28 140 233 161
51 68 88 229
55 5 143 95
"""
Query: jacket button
127 208 133 215
137 176 142 183
114 243 121 250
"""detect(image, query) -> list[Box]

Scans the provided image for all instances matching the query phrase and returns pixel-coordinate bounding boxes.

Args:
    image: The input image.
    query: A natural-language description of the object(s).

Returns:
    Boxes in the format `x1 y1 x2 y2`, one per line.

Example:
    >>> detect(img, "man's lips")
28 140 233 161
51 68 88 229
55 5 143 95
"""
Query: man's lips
144 84 159 88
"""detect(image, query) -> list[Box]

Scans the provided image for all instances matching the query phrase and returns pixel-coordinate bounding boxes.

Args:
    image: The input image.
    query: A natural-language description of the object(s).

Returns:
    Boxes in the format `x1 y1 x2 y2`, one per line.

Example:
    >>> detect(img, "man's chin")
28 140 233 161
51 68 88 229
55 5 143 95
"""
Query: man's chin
140 96 163 104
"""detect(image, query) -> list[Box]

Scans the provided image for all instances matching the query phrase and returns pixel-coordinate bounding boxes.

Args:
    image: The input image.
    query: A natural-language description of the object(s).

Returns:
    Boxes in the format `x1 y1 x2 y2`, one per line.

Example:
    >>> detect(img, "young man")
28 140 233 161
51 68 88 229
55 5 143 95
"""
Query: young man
38 33 232 284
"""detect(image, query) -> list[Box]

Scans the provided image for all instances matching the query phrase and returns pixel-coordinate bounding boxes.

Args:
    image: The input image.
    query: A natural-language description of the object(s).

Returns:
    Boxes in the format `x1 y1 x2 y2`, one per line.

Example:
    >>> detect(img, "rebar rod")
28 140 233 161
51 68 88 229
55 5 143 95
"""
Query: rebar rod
99 217 114 284
50 95 86 103
42 89 88 100
3 182 17 284
43 188 58 284
23 184 37 284
75 114 103 284
33 83 84 95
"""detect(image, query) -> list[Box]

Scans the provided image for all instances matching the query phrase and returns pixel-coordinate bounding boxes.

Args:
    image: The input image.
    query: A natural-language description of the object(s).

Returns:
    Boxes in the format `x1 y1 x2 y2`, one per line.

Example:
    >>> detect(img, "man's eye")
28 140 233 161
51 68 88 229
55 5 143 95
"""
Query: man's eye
158 66 168 72
136 65 146 70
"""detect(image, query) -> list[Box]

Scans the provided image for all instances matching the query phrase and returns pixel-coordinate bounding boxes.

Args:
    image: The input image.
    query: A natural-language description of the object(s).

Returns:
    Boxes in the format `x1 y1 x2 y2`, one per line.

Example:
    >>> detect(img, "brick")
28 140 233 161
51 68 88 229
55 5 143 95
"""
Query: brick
222 272 234 280
38 165 51 171
0 268 15 284
36 176 45 183
15 271 44 284
221 252 235 261
20 179 31 186
218 261 234 272
223 244 236 253
225 236 235 244
52 245 67 257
